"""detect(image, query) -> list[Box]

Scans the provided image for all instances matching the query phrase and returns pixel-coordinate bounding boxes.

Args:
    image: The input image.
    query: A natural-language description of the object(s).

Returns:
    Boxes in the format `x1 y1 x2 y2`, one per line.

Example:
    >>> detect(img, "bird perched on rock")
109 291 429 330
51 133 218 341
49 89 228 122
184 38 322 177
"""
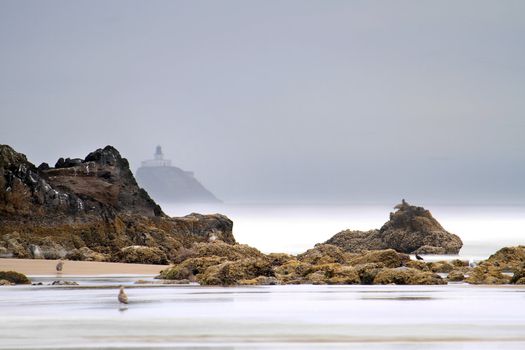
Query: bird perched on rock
118 286 128 304
415 253 424 261
56 260 64 273
394 199 408 210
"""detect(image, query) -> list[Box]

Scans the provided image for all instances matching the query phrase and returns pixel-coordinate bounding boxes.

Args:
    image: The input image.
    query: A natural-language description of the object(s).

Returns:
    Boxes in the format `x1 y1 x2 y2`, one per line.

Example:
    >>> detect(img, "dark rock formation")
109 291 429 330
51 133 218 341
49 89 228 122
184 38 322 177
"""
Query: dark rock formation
0 144 235 263
326 200 463 254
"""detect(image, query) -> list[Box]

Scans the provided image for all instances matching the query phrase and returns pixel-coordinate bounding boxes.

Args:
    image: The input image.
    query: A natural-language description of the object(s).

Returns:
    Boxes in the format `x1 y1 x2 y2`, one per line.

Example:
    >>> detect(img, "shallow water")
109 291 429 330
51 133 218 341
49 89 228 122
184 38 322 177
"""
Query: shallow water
1 279 525 349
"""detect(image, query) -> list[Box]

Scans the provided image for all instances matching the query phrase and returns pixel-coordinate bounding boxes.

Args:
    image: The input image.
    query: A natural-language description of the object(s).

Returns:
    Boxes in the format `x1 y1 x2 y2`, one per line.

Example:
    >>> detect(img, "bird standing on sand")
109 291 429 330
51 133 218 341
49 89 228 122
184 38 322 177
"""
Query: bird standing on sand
415 253 424 261
118 286 128 304
56 260 64 272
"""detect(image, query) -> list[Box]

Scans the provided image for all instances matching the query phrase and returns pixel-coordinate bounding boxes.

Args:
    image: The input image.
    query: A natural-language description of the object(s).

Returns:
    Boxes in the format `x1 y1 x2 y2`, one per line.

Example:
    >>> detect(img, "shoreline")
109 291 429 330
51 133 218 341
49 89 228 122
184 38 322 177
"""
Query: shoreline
0 258 169 276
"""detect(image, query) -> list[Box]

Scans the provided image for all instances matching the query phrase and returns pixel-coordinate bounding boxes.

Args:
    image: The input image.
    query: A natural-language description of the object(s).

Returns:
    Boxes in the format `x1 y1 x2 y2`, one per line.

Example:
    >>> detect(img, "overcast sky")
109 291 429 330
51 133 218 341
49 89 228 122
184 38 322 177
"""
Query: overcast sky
1 0 524 204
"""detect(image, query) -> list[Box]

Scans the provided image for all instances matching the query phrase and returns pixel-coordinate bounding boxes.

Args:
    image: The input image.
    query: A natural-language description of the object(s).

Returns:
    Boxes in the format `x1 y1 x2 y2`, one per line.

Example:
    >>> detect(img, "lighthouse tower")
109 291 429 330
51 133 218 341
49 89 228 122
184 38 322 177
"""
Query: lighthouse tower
141 146 172 167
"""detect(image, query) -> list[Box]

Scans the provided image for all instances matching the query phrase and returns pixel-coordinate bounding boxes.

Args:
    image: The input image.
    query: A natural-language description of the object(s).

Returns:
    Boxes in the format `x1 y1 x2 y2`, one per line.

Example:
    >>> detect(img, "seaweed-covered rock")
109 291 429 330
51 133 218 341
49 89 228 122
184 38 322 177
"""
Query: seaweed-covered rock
510 267 525 284
353 263 383 285
198 258 274 286
483 246 525 272
326 200 462 254
305 263 360 285
118 246 169 264
0 279 14 286
158 256 227 280
325 230 384 252
273 260 313 284
373 267 446 285
405 260 429 271
239 276 280 285
347 249 409 268
412 245 446 255
181 241 265 262
428 261 455 273
296 244 353 265
0 271 31 284
464 265 511 285
267 253 294 266
447 270 465 282
66 247 109 262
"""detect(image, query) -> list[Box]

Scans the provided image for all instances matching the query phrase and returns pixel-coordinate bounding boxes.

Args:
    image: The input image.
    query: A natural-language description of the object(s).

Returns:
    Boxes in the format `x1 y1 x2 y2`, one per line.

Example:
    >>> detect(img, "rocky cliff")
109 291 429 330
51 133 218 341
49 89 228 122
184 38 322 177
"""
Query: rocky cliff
0 145 234 263
326 200 463 254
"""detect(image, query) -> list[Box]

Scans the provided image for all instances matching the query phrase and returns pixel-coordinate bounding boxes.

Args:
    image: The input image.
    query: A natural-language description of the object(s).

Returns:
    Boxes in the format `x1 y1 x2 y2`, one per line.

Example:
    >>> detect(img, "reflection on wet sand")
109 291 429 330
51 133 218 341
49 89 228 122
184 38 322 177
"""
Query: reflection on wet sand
0 281 524 349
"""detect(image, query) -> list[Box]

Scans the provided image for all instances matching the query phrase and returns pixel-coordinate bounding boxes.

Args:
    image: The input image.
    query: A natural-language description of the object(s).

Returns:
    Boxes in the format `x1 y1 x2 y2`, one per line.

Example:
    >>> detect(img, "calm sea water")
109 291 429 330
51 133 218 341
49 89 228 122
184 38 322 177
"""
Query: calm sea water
163 203 525 259
0 281 524 349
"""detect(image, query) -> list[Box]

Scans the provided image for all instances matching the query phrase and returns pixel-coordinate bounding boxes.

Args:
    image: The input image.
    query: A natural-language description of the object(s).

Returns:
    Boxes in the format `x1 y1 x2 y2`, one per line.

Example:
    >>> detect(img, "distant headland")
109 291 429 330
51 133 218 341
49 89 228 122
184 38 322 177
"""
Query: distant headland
136 146 220 203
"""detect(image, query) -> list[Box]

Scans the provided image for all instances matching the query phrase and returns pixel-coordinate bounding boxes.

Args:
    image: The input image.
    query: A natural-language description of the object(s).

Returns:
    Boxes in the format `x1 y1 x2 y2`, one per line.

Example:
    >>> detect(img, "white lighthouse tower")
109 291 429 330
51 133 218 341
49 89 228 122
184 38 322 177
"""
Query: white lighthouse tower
141 146 172 167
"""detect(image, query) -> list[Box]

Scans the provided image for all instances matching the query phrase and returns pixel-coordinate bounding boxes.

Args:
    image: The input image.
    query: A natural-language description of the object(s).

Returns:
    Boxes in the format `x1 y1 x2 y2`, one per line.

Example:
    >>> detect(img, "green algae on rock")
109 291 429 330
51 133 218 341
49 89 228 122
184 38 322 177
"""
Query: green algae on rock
326 200 463 254
0 271 31 285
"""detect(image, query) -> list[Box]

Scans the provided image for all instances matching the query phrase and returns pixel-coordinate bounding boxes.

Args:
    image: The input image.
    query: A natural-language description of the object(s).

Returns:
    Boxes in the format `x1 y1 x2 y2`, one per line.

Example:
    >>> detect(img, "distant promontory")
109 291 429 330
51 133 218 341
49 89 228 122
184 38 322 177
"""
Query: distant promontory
136 146 220 203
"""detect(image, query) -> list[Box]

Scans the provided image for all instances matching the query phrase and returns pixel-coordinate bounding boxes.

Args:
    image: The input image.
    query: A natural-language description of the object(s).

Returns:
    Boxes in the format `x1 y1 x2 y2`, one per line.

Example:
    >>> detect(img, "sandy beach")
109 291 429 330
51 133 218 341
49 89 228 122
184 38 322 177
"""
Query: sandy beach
0 258 169 275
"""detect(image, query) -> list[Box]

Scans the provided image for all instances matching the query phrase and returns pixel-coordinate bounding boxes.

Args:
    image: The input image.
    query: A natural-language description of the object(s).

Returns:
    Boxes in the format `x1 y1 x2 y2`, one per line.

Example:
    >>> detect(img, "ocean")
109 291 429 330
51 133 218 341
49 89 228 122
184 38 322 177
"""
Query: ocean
163 203 525 259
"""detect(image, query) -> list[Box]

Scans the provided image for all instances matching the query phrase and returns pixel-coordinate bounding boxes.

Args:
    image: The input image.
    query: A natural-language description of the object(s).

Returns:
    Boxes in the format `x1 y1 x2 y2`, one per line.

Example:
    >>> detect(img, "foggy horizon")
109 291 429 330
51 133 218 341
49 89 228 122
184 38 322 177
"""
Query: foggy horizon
1 0 524 204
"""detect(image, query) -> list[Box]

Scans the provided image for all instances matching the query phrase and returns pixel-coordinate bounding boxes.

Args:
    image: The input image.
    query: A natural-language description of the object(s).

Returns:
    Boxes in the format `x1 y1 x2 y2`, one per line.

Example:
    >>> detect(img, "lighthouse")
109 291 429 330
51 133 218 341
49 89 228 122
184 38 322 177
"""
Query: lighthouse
136 146 220 203
141 146 172 167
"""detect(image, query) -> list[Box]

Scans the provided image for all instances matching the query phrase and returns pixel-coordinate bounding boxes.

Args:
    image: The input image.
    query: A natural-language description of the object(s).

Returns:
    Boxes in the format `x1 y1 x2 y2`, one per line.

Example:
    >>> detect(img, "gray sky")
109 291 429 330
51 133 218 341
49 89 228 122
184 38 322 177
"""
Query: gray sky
1 0 524 204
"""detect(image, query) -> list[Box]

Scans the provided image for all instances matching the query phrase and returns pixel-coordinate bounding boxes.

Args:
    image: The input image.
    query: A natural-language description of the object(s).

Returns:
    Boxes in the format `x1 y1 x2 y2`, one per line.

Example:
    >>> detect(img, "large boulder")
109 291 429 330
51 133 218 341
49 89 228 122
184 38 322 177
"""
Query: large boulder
304 263 360 285
296 244 353 265
326 200 463 254
198 258 274 286
482 246 525 271
347 249 409 268
373 267 446 285
464 265 512 285
175 241 265 262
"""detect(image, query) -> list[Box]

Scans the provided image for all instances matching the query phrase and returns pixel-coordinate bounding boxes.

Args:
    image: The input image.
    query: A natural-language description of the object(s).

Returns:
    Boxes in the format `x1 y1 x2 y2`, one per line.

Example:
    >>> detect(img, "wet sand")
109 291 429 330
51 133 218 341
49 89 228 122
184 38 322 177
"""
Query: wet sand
0 258 169 275
1 283 525 349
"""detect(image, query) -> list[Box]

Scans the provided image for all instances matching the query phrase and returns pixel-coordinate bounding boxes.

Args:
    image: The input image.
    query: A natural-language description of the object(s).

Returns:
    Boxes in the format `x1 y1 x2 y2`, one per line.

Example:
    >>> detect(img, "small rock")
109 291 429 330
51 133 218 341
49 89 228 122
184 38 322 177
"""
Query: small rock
447 270 465 282
50 280 79 286
0 271 31 284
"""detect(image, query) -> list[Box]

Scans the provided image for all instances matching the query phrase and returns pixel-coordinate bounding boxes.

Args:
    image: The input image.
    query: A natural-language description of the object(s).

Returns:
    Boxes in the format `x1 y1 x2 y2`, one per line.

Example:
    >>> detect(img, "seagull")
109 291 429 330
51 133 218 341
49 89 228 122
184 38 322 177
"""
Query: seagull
118 286 128 304
394 199 408 210
415 253 424 261
56 260 64 273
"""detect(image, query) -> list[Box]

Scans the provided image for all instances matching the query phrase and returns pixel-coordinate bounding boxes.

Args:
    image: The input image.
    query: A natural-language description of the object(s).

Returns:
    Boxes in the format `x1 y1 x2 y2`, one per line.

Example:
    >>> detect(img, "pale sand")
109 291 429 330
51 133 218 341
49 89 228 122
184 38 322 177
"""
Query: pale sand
0 258 169 275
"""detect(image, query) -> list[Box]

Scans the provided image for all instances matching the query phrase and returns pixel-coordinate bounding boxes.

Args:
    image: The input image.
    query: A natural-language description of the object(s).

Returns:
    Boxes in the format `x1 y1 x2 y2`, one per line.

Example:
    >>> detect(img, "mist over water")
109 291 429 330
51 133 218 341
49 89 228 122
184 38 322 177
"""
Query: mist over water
162 202 525 258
